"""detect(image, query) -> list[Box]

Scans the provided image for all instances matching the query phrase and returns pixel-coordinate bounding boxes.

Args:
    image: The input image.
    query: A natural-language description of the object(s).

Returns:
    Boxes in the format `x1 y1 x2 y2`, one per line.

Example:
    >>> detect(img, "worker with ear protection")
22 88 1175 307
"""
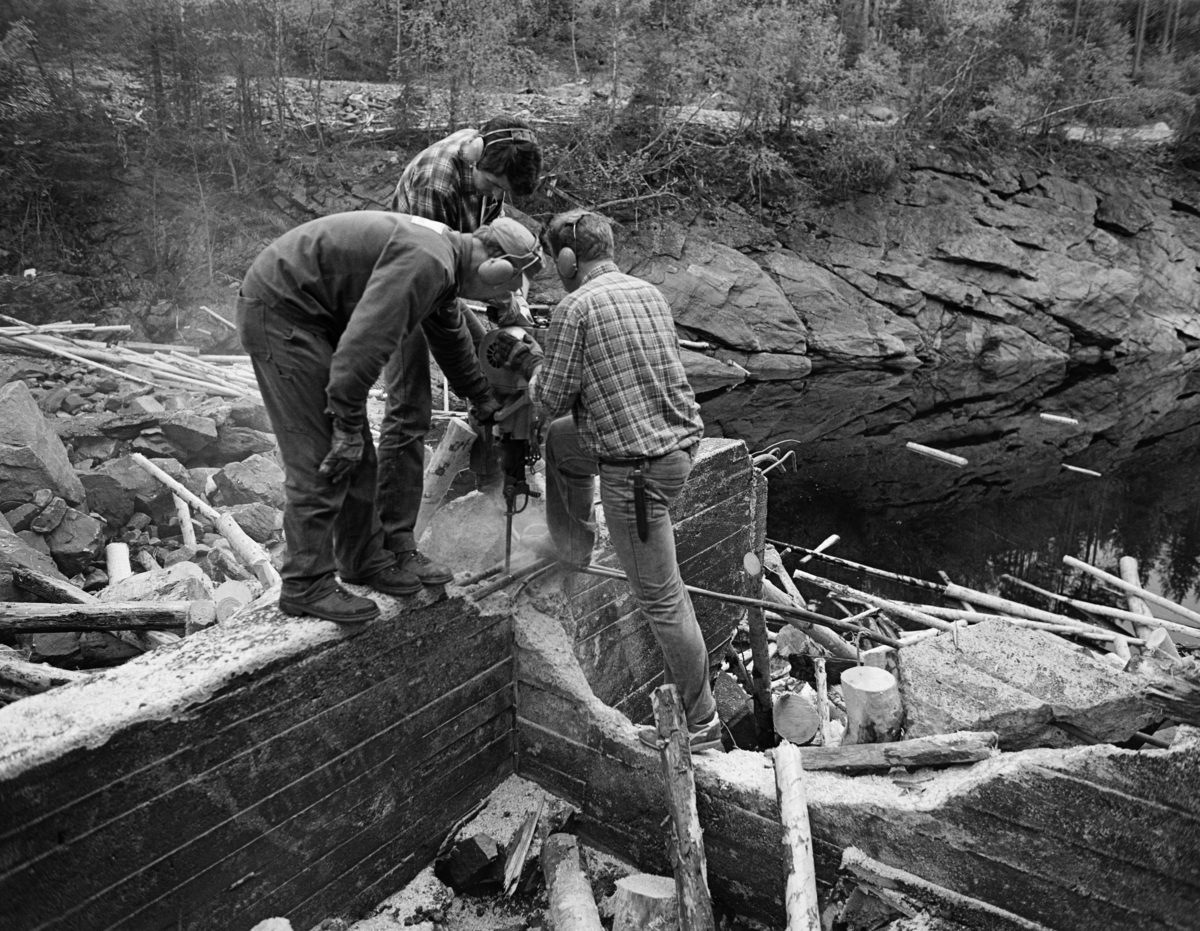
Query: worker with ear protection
381 115 544 588
236 211 544 625
493 210 721 753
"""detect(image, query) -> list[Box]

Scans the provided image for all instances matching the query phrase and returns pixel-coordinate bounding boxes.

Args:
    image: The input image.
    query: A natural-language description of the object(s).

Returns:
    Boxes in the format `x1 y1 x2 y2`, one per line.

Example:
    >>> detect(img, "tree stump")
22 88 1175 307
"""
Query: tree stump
612 873 680 931
841 665 903 745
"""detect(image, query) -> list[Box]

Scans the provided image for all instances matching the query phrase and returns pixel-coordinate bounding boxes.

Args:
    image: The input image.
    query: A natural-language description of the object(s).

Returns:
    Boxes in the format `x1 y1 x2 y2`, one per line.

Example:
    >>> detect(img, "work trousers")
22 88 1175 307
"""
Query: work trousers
543 416 717 727
377 305 494 552
236 297 394 599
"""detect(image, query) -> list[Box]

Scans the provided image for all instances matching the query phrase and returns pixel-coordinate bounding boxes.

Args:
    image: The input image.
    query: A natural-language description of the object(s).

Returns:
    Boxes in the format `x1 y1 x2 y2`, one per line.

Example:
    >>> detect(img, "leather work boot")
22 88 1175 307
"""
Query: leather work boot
395 549 454 586
279 582 380 624
637 712 724 753
341 563 422 597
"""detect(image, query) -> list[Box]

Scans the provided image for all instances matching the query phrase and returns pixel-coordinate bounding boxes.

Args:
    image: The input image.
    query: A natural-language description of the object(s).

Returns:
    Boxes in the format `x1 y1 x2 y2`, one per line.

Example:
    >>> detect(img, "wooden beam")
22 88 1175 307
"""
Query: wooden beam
0 602 190 632
797 731 999 774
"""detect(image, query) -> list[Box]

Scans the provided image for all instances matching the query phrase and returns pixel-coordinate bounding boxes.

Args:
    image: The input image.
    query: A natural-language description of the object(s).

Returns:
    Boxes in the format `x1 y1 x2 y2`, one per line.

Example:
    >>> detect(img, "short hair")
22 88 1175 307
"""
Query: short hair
544 210 614 264
477 116 542 197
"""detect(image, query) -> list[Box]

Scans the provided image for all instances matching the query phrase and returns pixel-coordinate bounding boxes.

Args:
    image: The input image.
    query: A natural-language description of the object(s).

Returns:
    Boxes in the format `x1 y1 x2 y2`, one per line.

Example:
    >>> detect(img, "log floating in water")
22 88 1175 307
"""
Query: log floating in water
773 741 820 931
1064 554 1200 629
1119 557 1180 658
793 569 957 633
652 684 716 931
1039 413 1079 425
905 442 967 468
1062 463 1102 477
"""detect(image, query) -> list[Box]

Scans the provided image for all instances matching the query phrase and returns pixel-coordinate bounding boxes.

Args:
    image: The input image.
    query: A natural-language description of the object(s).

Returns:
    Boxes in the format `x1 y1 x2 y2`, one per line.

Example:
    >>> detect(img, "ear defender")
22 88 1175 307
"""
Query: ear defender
463 135 485 164
478 257 518 285
555 248 578 280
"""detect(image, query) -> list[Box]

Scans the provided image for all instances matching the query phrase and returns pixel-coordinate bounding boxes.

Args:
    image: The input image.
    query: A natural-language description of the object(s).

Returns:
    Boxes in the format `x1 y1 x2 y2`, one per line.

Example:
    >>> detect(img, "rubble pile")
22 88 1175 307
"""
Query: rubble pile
0 347 284 696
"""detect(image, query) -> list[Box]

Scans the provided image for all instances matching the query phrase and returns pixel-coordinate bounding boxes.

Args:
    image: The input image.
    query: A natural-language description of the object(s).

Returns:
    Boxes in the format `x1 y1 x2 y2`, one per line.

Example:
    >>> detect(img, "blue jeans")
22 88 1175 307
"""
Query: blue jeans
544 416 717 727
237 296 394 599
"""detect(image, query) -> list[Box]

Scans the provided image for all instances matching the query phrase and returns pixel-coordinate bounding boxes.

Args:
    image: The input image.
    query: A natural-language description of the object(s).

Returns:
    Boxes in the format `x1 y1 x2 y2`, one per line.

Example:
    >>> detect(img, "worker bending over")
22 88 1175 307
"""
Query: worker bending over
236 211 541 624
496 210 721 752
381 116 543 586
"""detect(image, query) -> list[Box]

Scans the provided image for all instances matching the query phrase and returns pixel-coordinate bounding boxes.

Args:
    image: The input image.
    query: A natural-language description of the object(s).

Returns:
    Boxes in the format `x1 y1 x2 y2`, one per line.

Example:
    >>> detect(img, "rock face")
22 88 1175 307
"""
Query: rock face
0 381 85 508
601 156 1200 504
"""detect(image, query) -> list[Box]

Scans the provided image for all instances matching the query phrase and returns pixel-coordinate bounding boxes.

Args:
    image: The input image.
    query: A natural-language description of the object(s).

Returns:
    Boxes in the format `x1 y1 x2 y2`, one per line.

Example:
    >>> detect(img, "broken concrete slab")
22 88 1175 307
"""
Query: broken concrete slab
897 620 1160 749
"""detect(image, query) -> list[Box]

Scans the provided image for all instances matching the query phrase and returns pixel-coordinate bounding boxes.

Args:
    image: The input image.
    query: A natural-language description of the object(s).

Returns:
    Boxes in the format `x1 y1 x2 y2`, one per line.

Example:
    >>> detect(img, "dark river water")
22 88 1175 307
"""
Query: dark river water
758 350 1200 622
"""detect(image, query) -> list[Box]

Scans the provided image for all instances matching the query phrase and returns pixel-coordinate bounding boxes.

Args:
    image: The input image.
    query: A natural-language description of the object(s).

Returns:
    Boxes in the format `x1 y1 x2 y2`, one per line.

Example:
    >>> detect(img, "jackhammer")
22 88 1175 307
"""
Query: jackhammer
476 297 548 573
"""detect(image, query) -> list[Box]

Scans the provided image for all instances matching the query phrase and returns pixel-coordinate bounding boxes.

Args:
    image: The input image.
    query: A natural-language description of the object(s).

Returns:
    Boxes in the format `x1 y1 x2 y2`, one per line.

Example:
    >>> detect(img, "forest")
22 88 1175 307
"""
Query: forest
4 0 1200 301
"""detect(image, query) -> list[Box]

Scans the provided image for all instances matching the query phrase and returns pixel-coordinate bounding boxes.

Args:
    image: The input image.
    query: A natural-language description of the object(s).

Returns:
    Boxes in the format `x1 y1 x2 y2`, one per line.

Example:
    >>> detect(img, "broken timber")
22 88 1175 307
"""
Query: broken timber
0 601 191 632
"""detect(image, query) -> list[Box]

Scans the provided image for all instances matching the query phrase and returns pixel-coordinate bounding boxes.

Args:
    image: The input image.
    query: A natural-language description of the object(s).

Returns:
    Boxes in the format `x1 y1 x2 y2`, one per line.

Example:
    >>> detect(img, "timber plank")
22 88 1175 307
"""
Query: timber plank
4 627 512 929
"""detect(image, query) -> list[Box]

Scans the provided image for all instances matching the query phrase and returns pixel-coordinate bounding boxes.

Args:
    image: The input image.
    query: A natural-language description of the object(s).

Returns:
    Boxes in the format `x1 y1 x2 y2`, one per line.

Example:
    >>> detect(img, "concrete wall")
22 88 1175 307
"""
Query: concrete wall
0 591 514 931
564 439 763 724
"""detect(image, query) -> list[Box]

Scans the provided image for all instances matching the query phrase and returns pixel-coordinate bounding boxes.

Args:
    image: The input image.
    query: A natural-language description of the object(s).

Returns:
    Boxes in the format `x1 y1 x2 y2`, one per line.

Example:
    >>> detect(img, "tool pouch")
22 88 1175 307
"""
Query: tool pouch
632 466 649 542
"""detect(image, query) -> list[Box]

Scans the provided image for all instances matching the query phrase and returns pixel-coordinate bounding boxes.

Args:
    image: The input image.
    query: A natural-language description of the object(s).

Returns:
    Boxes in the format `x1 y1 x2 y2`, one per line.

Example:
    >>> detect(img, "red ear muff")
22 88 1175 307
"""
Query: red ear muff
555 248 578 280
479 257 518 285
463 135 485 164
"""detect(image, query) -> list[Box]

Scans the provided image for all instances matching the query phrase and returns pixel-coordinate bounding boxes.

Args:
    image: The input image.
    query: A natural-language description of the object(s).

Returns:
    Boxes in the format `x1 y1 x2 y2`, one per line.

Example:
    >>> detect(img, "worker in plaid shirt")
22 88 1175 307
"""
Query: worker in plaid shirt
381 117 542 588
495 210 722 753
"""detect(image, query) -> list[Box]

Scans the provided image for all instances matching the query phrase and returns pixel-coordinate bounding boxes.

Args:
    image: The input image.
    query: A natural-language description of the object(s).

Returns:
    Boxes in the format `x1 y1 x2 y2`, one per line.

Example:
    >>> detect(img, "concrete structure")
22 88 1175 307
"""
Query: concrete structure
2 438 1197 931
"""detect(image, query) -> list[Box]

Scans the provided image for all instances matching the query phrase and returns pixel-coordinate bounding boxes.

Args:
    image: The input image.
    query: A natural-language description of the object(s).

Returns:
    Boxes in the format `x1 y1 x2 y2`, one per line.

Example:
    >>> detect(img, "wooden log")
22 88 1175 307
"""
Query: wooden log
415 417 477 544
761 578 858 660
131 453 281 588
801 731 998 774
612 874 679 931
541 834 604 931
11 566 94 605
0 650 89 695
1039 413 1079 425
950 577 1198 639
793 569 957 632
0 602 190 632
743 552 774 712
1062 463 1102 477
896 603 1136 644
120 340 200 355
773 689 820 745
652 684 716 931
814 658 835 747
797 533 839 564
199 304 237 330
503 798 544 897
841 665 903 745
905 441 967 467
1120 556 1182 658
105 542 133 585
1064 554 1200 628
773 741 820 931
172 494 197 547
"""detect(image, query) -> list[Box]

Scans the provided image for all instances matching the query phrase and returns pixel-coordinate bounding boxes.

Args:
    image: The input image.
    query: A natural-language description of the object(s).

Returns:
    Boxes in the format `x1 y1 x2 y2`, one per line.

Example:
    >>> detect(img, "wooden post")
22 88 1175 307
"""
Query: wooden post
814 658 835 746
743 552 774 713
773 741 820 931
541 834 604 931
1120 556 1181 659
652 684 716 931
414 416 477 543
841 665 902 745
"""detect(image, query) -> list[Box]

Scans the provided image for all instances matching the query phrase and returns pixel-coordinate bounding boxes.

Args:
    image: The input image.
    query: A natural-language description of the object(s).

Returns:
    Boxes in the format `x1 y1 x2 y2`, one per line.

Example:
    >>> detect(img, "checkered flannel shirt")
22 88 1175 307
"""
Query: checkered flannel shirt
531 262 703 459
390 128 504 232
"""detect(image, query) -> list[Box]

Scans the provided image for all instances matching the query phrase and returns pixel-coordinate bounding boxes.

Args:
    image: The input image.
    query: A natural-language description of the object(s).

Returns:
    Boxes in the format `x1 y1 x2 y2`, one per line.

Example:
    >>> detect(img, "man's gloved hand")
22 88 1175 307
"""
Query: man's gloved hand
469 388 503 427
318 418 364 482
493 330 544 380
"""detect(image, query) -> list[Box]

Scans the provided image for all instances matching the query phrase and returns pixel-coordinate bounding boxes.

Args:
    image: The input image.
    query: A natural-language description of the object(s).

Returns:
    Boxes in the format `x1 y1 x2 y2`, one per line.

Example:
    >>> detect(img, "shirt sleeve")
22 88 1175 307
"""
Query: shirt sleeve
530 299 585 419
422 299 489 400
325 239 453 426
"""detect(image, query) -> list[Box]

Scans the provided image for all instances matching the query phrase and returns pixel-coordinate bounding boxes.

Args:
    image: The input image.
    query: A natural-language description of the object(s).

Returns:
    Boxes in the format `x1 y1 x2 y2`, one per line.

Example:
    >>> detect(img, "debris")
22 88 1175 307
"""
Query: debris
797 533 839 564
1119 556 1181 658
1065 553 1200 631
502 797 544 896
0 600 191 633
1039 413 1079 425
434 833 504 893
796 731 999 774
1061 463 1101 477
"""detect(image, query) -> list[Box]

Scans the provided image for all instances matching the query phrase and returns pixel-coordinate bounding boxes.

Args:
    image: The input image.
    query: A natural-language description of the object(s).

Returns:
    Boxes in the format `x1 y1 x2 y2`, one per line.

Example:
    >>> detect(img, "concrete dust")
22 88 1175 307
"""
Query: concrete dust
346 774 640 931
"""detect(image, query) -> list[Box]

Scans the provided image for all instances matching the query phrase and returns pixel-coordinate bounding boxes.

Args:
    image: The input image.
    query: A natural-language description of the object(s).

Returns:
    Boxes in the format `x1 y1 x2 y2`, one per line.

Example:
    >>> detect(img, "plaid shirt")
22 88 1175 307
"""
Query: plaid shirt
390 128 504 232
531 262 703 459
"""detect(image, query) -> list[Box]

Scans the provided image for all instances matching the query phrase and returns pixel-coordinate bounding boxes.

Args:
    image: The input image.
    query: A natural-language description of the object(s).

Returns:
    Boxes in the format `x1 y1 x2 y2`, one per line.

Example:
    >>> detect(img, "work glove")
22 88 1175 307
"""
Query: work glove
318 418 364 483
469 387 503 427
493 330 544 380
